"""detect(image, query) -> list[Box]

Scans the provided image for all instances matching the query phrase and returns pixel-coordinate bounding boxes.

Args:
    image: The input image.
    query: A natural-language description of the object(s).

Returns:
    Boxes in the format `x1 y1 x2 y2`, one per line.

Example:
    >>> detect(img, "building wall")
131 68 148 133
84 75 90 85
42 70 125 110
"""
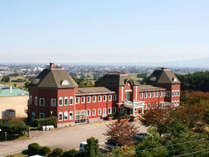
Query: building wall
0 95 28 119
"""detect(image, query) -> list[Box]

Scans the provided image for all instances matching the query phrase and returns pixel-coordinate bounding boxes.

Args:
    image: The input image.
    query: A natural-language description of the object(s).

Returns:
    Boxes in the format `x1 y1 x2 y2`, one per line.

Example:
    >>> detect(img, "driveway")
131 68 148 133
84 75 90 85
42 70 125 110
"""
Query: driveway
0 120 147 157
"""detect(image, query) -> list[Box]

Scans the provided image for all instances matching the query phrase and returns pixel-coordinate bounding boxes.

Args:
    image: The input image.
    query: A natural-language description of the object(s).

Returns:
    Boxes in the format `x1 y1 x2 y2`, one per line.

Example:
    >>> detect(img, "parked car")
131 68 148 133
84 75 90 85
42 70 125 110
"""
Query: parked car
105 139 123 150
79 141 87 151
135 133 147 139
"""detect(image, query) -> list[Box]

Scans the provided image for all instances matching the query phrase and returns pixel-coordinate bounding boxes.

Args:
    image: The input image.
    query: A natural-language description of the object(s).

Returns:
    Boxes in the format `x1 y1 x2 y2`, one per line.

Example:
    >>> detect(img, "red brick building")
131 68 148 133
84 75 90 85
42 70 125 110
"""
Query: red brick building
28 63 181 127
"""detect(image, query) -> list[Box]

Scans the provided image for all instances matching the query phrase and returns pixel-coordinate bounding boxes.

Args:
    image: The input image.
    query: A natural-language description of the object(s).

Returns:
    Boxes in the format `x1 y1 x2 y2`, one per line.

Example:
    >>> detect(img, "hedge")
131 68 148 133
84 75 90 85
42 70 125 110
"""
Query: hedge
33 116 57 128
28 143 51 156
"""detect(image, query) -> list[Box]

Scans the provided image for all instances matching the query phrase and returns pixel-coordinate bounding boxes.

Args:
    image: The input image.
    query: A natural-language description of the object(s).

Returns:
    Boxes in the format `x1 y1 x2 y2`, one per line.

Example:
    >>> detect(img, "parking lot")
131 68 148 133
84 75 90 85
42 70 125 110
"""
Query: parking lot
0 120 147 157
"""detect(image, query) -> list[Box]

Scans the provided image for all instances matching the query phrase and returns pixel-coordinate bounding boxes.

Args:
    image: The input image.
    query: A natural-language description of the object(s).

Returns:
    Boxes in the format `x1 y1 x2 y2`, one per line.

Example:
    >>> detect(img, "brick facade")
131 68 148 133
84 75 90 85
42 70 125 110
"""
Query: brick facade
28 63 181 127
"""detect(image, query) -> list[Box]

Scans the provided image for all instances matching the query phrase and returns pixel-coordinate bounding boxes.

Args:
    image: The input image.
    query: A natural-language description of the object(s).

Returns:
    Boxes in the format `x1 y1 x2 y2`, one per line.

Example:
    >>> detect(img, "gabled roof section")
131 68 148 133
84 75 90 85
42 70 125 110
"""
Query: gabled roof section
148 68 180 84
30 64 78 88
95 72 140 87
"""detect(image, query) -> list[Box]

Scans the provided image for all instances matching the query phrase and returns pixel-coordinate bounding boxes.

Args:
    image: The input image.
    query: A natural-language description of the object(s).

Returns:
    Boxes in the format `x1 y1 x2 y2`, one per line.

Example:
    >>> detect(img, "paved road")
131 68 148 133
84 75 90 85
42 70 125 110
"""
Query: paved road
0 120 147 157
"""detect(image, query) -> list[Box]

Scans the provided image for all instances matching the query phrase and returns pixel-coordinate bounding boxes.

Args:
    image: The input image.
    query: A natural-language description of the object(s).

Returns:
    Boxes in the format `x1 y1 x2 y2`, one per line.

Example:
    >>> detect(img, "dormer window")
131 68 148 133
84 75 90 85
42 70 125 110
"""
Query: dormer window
61 80 70 86
172 77 178 83
150 77 156 81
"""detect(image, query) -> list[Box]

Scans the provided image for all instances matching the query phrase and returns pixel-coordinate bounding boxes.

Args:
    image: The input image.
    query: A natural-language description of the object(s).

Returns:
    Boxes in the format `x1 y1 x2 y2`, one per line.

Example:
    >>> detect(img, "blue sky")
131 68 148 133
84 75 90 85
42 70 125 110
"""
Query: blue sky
0 0 209 64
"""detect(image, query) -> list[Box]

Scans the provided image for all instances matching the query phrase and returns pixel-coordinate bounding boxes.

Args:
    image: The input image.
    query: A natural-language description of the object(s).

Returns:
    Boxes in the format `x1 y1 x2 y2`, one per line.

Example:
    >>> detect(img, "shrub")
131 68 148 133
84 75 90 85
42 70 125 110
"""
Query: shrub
0 119 28 141
62 149 80 157
33 116 57 128
48 148 63 157
39 146 51 155
28 143 40 155
28 143 51 156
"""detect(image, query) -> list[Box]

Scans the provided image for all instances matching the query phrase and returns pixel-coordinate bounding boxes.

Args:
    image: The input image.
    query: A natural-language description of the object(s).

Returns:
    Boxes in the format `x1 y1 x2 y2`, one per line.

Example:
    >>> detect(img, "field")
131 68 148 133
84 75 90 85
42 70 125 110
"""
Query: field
0 76 29 90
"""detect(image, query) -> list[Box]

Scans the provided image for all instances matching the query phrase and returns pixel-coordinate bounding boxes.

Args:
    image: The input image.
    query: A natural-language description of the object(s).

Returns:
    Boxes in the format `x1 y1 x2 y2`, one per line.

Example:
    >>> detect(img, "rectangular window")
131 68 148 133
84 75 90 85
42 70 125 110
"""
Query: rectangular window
64 111 68 120
35 96 38 106
58 112 63 121
113 95 117 101
92 109 96 116
108 108 112 114
144 93 147 98
159 91 162 97
113 107 117 113
69 96 73 105
87 109 91 116
103 108 106 116
51 98 56 107
98 96 102 102
108 95 112 101
39 98 45 106
93 96 96 102
75 97 80 104
156 91 158 97
149 92 151 98
98 108 101 115
59 97 63 106
81 96 85 103
39 113 45 118
140 93 143 99
152 92 155 98
103 95 107 101
64 97 68 106
69 111 73 120
29 96 32 105
87 96 91 103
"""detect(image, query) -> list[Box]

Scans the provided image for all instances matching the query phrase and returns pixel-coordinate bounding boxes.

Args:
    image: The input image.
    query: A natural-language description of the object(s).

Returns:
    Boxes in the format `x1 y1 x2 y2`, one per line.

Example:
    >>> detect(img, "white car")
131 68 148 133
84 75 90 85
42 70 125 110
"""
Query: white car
79 141 87 151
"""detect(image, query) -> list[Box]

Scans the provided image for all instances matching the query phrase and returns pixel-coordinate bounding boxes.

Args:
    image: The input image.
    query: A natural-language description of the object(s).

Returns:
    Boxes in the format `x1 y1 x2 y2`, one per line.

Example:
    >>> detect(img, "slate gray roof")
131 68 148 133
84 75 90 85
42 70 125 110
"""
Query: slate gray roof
139 85 165 92
95 72 140 87
30 68 78 88
76 87 115 95
148 68 180 84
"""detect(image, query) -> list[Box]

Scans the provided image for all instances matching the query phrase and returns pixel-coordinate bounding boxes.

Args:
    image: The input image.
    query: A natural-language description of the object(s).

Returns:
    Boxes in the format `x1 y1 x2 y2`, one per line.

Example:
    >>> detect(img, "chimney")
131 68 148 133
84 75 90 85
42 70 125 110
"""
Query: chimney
50 62 55 69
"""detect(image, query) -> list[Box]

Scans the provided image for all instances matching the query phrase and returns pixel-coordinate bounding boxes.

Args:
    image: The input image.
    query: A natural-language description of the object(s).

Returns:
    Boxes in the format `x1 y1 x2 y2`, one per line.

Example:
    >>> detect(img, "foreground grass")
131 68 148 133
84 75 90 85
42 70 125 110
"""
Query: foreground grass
6 153 27 157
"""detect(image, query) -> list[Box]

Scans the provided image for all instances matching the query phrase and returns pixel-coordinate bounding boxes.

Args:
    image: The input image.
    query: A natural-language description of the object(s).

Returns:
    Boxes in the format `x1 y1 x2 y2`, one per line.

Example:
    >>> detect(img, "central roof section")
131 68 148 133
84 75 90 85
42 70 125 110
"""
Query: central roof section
95 72 140 88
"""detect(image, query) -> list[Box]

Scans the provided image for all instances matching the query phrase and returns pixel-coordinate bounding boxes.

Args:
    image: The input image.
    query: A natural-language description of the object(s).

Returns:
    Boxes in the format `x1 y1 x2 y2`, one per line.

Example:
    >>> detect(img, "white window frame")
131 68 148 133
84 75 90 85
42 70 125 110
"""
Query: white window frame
58 112 63 121
87 96 91 103
98 96 102 102
103 108 106 116
98 108 101 115
39 98 45 106
103 95 107 102
69 111 73 120
64 97 68 106
108 108 112 114
152 92 155 98
140 93 143 99
69 96 73 105
59 97 63 106
149 92 151 98
93 96 96 102
64 111 68 120
87 109 91 116
108 95 112 101
75 97 80 104
81 96 85 103
144 93 147 98
92 109 96 116
51 98 56 107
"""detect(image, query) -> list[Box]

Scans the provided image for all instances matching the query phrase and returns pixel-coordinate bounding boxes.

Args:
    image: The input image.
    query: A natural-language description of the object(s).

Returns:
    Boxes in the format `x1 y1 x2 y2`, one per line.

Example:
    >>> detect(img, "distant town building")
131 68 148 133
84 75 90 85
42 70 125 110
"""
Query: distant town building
28 63 181 127
0 84 28 120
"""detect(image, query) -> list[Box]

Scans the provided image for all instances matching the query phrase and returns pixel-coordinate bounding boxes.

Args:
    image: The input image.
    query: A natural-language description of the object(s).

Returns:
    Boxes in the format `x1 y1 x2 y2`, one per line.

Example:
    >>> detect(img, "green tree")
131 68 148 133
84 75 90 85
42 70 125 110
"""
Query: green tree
85 137 100 157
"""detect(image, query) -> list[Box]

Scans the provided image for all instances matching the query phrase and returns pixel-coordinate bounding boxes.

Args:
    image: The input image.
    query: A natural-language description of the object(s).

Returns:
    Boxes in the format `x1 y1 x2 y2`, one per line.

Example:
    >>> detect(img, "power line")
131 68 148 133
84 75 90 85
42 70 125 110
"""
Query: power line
173 148 209 157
